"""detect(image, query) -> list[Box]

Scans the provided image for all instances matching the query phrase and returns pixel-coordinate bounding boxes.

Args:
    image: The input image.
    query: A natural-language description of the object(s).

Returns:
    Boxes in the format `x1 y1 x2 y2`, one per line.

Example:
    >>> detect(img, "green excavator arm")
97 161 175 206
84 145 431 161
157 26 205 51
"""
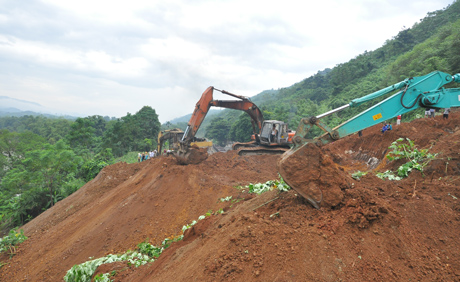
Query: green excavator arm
279 71 460 209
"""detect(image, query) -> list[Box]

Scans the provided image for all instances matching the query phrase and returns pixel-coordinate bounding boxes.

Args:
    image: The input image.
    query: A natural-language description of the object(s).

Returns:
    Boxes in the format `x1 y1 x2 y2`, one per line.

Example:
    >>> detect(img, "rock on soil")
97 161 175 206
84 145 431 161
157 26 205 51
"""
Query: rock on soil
1 112 460 281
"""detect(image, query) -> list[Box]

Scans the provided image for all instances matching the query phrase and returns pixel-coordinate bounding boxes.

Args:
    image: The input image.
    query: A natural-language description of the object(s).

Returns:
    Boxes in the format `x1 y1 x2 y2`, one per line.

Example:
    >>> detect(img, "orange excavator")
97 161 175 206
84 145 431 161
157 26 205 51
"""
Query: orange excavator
176 86 295 163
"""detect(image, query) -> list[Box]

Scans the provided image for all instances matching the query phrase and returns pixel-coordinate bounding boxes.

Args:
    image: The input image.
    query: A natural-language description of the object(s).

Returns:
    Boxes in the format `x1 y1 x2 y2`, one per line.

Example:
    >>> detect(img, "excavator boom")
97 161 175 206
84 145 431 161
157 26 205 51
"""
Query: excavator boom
279 71 460 209
181 87 263 144
177 86 264 164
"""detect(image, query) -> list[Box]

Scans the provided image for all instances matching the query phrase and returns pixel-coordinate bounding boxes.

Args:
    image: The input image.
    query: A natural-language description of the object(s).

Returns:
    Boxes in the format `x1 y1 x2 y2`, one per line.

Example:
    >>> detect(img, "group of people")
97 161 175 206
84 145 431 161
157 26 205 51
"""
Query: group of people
362 107 453 137
380 107 452 134
425 108 436 118
138 150 158 162
381 122 393 133
380 115 401 134
425 108 451 119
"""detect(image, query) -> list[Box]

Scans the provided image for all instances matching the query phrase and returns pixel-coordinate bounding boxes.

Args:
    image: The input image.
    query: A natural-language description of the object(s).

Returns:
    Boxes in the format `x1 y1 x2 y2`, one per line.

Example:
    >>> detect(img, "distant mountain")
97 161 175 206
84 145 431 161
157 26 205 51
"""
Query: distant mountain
0 108 79 120
0 96 82 120
165 109 222 124
0 96 45 112
0 107 22 113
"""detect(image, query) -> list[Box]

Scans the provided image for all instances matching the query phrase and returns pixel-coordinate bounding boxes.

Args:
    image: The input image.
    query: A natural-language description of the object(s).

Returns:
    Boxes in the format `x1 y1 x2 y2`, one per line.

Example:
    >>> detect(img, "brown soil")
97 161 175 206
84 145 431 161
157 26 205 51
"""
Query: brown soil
1 112 460 281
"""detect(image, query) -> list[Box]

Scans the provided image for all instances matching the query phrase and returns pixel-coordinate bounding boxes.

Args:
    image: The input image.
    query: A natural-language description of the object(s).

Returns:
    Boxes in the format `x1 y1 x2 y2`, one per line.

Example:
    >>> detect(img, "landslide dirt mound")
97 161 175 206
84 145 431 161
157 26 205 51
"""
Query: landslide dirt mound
1 112 460 281
0 151 280 281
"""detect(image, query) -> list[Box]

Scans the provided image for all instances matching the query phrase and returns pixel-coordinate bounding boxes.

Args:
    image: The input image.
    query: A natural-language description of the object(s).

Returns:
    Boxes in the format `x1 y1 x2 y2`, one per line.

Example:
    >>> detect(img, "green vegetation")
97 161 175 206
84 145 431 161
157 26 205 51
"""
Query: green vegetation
351 171 368 180
205 117 231 146
377 138 437 180
64 236 187 282
64 210 218 282
0 106 161 234
243 176 291 194
0 229 27 259
64 251 155 282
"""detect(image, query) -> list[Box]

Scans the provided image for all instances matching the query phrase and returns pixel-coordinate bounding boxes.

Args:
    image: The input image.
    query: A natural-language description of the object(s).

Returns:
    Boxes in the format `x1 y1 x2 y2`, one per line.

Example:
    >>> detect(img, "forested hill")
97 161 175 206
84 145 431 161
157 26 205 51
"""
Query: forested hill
0 106 161 234
189 0 460 145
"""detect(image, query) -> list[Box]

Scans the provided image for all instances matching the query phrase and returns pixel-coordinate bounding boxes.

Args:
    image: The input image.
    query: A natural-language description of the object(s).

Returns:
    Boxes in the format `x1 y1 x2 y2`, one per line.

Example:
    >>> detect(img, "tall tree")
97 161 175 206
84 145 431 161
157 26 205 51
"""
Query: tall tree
206 117 231 146
1 140 83 229
229 114 254 142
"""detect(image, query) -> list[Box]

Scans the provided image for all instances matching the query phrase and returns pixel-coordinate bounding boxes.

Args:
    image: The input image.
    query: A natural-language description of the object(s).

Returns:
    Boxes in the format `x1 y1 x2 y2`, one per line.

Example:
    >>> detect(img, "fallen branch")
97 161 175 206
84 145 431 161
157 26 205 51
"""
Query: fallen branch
252 197 279 211
448 176 460 183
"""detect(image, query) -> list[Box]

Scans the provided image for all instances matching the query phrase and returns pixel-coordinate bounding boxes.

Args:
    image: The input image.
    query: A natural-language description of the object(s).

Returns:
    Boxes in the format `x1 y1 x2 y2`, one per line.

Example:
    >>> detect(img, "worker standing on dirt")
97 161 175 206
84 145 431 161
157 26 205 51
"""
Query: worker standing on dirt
270 124 278 143
443 108 451 119
397 115 401 125
425 109 430 117
430 108 435 118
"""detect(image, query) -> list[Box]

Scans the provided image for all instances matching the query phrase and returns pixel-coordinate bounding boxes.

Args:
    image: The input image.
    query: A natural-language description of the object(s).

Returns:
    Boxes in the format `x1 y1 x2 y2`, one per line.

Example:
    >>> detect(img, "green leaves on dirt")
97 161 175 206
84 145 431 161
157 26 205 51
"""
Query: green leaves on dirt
377 138 437 180
64 237 182 282
351 171 368 180
0 229 27 259
64 251 155 282
64 212 215 282
246 177 291 194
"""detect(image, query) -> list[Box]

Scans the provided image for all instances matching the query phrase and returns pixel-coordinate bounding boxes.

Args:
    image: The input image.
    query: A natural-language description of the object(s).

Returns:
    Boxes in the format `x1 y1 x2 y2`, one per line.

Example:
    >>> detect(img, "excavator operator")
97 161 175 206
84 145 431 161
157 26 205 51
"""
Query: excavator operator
270 124 278 143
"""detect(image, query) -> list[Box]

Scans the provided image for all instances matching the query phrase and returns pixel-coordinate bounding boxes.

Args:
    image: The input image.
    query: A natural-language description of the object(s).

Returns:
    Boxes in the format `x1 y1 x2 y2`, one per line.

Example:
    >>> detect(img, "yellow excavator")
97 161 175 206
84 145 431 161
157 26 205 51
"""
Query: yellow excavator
279 71 460 209
157 128 212 156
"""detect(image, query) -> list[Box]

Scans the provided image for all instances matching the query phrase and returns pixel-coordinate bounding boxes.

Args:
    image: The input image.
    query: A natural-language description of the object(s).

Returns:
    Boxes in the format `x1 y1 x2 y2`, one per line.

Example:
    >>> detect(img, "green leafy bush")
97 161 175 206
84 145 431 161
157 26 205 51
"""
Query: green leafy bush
378 138 437 180
81 159 108 182
0 229 27 258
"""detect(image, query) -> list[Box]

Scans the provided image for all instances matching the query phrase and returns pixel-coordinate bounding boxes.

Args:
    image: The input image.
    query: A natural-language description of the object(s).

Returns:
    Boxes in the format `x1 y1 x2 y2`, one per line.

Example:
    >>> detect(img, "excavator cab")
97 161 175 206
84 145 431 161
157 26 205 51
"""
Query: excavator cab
259 121 292 147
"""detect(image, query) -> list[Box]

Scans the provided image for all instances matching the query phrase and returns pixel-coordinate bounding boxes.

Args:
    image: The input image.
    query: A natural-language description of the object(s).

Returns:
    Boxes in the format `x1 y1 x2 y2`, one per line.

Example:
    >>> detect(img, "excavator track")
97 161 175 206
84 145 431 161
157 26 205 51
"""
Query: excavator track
237 146 289 156
232 141 257 151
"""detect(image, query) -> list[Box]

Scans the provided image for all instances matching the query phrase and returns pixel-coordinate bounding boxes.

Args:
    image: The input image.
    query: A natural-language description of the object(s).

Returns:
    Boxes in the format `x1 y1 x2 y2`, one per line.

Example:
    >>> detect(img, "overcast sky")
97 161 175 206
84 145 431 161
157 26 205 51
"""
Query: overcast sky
0 0 454 123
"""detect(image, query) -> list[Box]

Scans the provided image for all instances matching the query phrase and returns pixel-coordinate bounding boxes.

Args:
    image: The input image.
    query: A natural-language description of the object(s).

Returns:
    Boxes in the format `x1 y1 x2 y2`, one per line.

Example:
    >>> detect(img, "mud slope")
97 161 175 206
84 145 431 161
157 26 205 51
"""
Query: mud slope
0 152 280 281
1 112 460 281
126 112 460 281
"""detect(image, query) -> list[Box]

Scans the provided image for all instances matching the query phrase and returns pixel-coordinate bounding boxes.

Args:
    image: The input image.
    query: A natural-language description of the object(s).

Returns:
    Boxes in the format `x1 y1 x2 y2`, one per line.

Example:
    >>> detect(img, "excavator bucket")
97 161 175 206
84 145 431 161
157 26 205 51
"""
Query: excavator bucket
277 142 349 209
174 145 208 165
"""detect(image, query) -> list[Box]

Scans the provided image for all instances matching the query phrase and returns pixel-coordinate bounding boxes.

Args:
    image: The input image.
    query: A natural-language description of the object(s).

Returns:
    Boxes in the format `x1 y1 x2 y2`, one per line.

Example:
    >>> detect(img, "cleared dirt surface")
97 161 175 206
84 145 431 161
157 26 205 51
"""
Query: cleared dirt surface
1 112 460 281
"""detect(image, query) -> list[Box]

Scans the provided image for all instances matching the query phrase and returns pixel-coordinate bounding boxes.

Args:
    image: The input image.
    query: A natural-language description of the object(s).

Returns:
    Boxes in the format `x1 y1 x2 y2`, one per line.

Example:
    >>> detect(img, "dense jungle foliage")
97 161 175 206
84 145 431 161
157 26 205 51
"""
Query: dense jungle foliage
1 0 459 234
0 106 160 234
